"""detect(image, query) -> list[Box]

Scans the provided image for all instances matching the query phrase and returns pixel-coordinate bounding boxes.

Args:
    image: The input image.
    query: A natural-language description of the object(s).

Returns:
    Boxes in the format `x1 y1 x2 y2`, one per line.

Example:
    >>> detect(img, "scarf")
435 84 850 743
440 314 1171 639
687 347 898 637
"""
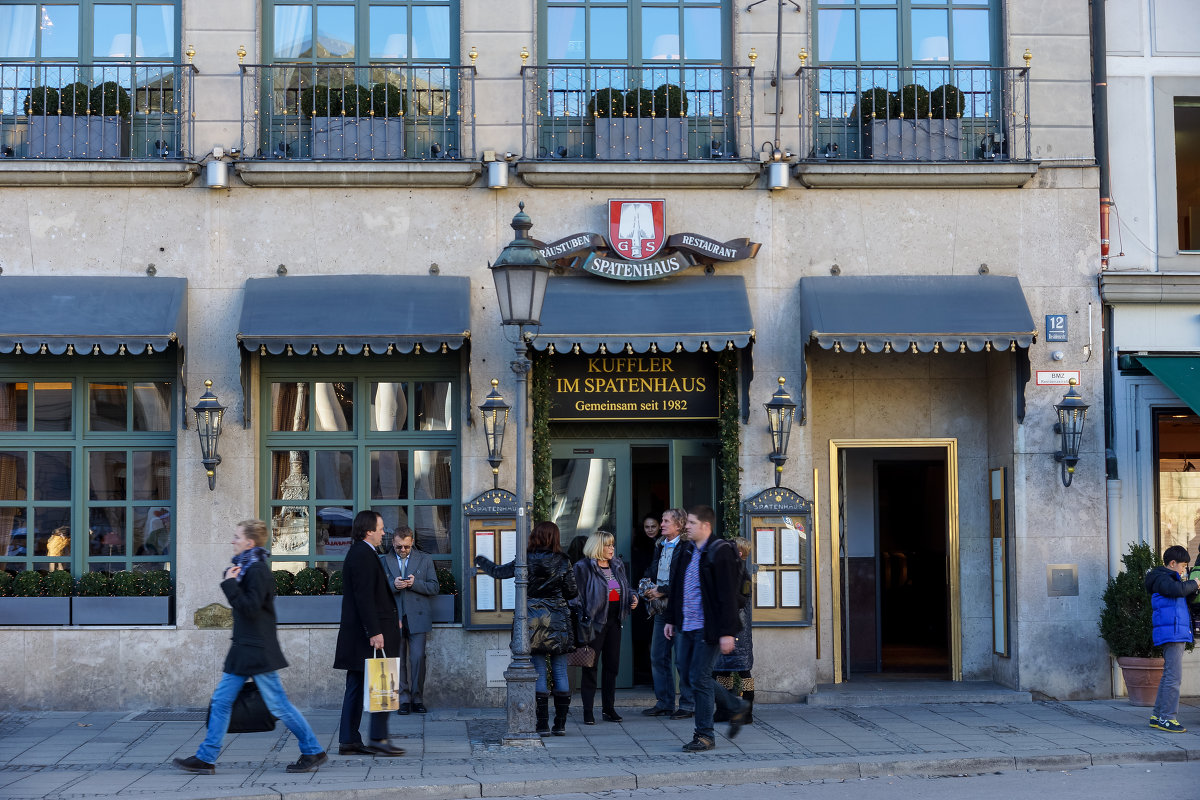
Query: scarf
231 546 269 581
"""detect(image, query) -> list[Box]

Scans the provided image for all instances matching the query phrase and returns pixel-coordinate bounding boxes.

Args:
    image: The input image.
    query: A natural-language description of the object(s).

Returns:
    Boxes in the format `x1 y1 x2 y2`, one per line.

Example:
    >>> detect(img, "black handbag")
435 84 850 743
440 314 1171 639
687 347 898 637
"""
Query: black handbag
208 678 277 734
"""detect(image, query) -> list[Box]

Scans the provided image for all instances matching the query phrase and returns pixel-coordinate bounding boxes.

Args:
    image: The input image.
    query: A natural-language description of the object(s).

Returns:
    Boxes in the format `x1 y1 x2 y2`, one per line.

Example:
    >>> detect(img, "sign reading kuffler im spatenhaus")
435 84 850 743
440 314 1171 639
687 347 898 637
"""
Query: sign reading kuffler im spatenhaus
549 352 718 421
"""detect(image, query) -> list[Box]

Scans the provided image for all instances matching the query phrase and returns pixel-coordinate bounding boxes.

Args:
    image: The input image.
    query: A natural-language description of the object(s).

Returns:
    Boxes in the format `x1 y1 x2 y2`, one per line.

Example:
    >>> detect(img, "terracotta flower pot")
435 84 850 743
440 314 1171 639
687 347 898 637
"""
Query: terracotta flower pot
1115 656 1165 706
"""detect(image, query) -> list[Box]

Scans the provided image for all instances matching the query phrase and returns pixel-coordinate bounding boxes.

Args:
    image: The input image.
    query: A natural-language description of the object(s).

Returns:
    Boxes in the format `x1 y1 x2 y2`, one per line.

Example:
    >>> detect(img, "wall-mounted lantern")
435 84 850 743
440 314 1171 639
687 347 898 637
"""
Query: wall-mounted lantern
765 376 796 487
478 378 510 489
1053 379 1089 487
192 380 226 491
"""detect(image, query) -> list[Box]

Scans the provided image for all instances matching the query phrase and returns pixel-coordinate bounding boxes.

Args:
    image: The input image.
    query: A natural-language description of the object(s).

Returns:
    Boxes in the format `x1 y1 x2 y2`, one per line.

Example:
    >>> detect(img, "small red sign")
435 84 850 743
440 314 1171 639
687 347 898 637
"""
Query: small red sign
608 199 666 261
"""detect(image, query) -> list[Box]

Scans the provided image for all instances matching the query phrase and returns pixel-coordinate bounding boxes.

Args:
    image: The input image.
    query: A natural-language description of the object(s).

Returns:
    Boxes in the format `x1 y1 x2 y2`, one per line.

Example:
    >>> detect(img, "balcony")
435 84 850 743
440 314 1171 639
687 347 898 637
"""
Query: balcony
0 62 198 186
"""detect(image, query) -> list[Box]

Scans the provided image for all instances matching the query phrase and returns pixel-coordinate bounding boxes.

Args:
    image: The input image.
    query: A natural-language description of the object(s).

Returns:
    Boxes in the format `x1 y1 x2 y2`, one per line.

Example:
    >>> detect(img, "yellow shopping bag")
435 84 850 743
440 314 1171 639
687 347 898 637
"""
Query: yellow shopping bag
363 648 401 712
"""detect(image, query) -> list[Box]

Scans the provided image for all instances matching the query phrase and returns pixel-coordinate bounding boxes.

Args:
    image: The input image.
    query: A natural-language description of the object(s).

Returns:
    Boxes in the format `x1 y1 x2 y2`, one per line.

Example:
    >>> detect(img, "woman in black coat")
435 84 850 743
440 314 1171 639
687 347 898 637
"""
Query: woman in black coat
573 530 638 724
476 521 578 735
174 519 326 775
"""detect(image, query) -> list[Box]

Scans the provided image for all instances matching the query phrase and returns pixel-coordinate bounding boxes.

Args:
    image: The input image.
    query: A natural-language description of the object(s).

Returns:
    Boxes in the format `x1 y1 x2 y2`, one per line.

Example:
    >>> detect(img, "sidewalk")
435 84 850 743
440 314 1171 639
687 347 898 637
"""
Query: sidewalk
1 697 1197 800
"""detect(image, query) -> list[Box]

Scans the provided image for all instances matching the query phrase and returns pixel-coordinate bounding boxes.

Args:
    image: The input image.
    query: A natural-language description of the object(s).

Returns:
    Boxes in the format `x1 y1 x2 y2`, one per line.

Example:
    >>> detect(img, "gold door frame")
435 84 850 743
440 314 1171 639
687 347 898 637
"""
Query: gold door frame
827 438 961 683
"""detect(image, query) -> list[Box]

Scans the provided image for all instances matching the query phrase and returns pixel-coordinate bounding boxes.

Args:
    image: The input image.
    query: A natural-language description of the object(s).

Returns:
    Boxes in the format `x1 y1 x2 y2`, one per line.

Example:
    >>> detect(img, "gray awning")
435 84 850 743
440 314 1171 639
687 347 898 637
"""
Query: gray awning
0 276 187 355
529 274 754 354
798 275 1036 353
237 275 471 355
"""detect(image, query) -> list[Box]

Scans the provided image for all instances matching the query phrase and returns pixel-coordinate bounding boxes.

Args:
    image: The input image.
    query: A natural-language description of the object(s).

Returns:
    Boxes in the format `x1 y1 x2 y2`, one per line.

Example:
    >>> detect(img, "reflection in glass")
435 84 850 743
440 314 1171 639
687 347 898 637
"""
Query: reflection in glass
370 382 408 430
0 382 28 430
133 382 171 431
411 5 449 60
136 4 175 58
90 383 128 431
415 382 451 430
132 450 171 500
912 9 948 61
314 382 353 431
94 3 132 57
89 507 126 557
1 506 25 563
370 5 407 58
681 455 716 518
412 505 451 554
371 450 409 500
683 8 720 61
550 457 616 542
413 450 451 500
1156 412 1200 555
316 505 354 557
44 523 70 559
547 7 585 60
41 4 80 58
641 7 676 61
0 452 28 501
34 451 70 501
316 4 356 58
90 451 127 501
314 450 354 499
374 505 410 538
860 9 897 62
272 450 310 500
274 5 313 58
35 507 70 556
34 382 72 432
0 6 36 58
134 507 171 555
272 382 309 431
819 9 856 62
271 501 310 556
952 9 989 62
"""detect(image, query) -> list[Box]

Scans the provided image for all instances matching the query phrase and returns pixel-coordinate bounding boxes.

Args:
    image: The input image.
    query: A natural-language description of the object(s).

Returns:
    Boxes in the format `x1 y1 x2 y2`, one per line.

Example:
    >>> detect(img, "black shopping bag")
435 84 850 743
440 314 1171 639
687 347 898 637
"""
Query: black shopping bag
208 678 277 734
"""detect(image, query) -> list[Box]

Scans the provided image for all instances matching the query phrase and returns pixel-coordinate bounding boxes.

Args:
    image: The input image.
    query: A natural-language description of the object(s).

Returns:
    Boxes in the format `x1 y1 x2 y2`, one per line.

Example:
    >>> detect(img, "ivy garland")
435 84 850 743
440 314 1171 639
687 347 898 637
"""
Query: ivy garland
531 352 554 522
716 350 742 539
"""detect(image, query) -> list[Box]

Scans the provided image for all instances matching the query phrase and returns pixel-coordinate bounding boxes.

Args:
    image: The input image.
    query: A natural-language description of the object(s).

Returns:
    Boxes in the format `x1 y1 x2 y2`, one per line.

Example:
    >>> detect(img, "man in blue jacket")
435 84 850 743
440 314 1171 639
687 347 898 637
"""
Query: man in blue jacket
1143 545 1198 732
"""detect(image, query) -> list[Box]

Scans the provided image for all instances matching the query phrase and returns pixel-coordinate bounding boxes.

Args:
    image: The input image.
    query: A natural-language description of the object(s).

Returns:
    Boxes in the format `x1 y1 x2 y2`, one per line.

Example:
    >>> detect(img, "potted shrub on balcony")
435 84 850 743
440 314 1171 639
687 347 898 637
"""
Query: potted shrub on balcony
432 565 456 623
0 570 72 625
306 82 406 160
868 82 962 161
25 80 131 158
72 569 170 625
274 566 342 623
593 83 689 160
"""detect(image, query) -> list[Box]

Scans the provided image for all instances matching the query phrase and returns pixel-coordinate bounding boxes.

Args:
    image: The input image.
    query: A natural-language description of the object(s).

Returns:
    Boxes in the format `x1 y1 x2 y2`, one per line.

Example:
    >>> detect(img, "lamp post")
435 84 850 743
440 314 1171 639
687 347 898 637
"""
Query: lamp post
765 377 796 488
488 202 553 744
1053 378 1089 487
192 380 226 491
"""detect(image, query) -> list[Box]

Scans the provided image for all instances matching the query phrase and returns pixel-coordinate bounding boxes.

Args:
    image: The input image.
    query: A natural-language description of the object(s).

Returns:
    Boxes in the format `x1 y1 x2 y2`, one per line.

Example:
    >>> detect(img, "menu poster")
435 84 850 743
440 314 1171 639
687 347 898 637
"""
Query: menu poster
780 571 801 607
756 570 776 608
780 528 801 565
475 573 496 611
501 578 516 610
756 529 776 565
499 530 517 563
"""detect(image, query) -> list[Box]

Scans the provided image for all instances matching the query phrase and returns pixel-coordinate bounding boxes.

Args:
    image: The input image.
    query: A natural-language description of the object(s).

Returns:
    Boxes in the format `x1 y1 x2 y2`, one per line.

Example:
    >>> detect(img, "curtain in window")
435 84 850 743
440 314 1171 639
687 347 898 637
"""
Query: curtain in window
0 383 16 559
274 5 312 59
271 382 303 498
0 5 36 59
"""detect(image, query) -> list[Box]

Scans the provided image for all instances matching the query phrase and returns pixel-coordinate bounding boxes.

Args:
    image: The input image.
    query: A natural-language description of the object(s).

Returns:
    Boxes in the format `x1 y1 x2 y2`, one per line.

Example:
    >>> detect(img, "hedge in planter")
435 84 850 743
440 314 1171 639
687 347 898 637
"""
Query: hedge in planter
73 570 170 625
24 81 132 158
595 83 689 160
275 566 341 624
0 571 71 625
303 83 405 159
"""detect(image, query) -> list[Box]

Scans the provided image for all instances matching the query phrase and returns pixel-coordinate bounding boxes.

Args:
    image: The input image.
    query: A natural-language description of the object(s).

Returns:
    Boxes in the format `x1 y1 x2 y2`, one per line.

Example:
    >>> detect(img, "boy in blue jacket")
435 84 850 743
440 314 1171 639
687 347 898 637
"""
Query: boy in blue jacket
1143 545 1199 732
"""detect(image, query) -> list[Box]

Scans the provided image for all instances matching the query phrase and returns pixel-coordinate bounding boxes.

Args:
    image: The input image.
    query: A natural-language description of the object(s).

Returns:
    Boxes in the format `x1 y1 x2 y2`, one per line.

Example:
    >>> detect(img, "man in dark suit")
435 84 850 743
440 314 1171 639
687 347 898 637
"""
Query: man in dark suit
334 510 404 756
380 526 438 714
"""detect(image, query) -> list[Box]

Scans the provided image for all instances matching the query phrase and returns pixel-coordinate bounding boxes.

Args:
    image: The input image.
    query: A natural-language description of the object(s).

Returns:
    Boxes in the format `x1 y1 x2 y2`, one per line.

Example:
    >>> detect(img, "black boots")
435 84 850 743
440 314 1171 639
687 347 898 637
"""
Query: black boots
742 689 754 724
552 693 571 736
536 693 551 736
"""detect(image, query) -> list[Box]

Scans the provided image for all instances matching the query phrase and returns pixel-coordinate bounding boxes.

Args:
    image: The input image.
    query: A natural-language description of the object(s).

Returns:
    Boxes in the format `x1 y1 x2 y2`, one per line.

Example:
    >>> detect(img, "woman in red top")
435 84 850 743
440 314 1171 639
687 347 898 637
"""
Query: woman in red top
572 530 638 724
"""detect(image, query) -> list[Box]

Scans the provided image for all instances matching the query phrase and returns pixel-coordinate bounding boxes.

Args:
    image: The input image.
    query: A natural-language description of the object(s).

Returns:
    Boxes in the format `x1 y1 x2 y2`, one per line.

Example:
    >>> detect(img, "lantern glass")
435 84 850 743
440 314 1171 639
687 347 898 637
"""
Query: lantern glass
491 263 550 327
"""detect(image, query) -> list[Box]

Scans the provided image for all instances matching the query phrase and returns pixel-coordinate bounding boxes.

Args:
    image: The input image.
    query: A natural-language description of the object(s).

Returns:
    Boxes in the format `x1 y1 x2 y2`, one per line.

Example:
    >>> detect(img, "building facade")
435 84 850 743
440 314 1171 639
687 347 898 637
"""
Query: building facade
0 0 1106 710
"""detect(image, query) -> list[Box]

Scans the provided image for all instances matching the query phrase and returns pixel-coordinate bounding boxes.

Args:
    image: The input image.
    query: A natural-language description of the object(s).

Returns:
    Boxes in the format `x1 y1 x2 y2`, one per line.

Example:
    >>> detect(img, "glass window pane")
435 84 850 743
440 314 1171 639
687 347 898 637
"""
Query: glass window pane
317 4 356 58
370 5 407 58
912 9 949 62
0 382 28 430
1178 100 1200 251
271 505 311 555
90 382 127 431
314 450 353 499
131 450 171 500
373 505 409 538
590 7 627 60
136 4 175 59
642 7 677 61
34 450 70 500
272 382 309 431
36 507 71 555
90 451 127 501
94 4 132 58
951 8 989 62
547 7 584 60
371 449 409 500
274 5 314 59
313 382 353 431
41 4 80 58
818 9 856 62
683 8 720 61
860 9 897 62
412 449 451 500
550 456 616 540
412 505 450 554
411 5 449 60
272 450 310 500
414 382 451 430
2 507 27 561
134 506 170 555
369 382 409 430
33 382 71 431
0 6 36 58
317 505 353 557
89 507 126 558
0 452 28 501
132 382 171 431
1157 412 1200 553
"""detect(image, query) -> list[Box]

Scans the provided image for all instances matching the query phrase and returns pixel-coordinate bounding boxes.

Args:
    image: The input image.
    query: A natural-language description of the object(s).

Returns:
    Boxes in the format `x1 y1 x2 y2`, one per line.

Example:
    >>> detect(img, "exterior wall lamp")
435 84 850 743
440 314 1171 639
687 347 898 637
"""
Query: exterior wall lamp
1053 379 1089 487
192 380 226 491
765 376 796 487
478 378 510 489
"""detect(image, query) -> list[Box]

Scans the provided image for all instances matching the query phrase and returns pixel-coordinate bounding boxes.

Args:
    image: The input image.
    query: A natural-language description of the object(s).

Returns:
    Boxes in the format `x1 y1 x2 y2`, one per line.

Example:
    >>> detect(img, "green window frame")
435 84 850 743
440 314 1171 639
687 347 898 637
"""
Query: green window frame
540 0 728 70
259 356 460 578
814 0 998 69
263 0 458 65
0 1 181 64
0 355 177 577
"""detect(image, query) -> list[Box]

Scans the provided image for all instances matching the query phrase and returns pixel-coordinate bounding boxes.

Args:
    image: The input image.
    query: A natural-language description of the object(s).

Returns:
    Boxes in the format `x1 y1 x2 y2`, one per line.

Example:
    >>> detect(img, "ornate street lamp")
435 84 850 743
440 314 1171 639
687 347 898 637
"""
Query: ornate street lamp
765 377 796 488
479 378 510 490
192 380 226 491
488 203 554 744
1053 379 1089 487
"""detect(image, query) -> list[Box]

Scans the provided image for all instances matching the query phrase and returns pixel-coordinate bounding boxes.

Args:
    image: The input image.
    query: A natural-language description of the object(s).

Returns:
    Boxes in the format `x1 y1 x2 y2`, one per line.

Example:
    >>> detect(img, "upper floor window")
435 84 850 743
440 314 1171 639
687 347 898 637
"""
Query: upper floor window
542 0 726 68
815 0 994 67
0 2 178 63
266 1 456 64
1176 97 1200 252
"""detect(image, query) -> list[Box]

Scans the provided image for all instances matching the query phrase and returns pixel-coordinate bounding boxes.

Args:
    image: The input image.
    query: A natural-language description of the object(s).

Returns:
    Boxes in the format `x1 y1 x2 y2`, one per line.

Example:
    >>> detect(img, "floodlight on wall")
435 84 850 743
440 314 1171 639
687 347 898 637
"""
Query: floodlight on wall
1053 379 1089 487
206 146 229 189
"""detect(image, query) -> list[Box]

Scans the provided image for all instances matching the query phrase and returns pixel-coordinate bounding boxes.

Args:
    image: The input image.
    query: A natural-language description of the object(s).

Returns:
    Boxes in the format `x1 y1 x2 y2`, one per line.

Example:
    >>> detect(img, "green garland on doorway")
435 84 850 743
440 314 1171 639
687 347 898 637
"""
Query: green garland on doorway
531 352 554 522
717 350 742 538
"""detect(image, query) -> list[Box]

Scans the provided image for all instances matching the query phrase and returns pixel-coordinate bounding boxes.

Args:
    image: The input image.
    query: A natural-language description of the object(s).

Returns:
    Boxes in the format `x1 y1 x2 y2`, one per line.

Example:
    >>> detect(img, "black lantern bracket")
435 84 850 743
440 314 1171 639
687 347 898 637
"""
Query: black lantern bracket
1052 379 1089 488
192 379 226 491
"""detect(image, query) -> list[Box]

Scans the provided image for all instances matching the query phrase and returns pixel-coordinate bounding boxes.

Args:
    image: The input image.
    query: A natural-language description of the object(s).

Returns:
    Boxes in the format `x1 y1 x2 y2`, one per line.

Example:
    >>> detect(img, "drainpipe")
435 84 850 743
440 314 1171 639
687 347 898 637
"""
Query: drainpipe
1091 0 1117 482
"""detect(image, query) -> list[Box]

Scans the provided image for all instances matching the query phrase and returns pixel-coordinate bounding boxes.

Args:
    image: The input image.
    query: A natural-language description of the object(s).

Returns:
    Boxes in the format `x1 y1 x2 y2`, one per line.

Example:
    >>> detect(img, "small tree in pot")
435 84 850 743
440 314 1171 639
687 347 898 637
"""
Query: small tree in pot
24 80 131 158
594 83 689 160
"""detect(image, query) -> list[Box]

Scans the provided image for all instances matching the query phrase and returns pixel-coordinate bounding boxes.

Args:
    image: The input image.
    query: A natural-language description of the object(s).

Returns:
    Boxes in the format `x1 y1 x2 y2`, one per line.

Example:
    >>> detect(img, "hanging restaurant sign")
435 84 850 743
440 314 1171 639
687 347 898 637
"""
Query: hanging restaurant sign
548 351 719 421
533 199 760 282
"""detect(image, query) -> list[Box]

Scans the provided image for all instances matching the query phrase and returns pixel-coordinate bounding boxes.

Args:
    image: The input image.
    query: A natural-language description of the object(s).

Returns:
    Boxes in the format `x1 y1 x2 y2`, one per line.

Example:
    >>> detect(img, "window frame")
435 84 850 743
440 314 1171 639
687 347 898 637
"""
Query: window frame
1154 78 1200 268
261 0 459 66
812 0 1000 69
0 1 182 65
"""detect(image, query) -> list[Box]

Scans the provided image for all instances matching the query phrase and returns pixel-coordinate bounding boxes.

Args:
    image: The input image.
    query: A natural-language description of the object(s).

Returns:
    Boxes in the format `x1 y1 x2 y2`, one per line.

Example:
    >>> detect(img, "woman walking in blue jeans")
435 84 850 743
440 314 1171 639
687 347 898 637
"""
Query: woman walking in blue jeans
174 519 326 774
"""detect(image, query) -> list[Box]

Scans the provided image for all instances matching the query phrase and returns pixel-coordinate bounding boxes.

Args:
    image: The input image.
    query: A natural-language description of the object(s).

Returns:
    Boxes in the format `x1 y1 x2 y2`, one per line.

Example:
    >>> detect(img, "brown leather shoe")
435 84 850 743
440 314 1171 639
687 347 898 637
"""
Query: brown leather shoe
365 739 406 756
337 742 372 755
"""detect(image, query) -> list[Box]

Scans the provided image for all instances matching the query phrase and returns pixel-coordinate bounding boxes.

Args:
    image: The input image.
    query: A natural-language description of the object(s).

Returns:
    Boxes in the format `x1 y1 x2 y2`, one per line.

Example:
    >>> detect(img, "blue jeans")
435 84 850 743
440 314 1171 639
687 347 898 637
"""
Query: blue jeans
651 614 693 711
534 653 569 694
678 628 740 741
1153 641 1185 719
197 672 322 764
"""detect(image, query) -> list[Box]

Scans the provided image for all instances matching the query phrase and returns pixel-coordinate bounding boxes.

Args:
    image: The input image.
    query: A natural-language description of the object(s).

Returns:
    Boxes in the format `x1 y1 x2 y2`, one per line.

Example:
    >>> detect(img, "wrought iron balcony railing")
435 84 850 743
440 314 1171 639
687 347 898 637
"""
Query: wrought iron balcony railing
0 62 197 160
239 63 475 162
521 65 755 162
796 65 1031 163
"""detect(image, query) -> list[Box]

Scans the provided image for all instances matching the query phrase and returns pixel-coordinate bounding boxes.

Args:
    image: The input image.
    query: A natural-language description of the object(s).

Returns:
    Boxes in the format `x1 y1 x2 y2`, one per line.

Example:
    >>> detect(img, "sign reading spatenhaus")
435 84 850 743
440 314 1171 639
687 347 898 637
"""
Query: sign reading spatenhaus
548 353 718 421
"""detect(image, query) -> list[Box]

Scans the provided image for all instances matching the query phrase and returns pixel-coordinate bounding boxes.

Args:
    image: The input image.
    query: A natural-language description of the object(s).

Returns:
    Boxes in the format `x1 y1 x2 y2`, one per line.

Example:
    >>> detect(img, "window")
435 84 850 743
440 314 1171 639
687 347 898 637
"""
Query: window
261 359 458 575
0 361 176 576
815 0 993 67
0 1 177 63
1177 98 1200 252
1155 410 1200 558
267 0 454 64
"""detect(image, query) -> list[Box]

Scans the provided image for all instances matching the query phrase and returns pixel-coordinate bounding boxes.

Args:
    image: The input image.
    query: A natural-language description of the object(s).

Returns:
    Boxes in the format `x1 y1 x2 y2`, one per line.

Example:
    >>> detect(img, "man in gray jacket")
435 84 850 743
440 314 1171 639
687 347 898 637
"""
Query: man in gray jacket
381 526 438 714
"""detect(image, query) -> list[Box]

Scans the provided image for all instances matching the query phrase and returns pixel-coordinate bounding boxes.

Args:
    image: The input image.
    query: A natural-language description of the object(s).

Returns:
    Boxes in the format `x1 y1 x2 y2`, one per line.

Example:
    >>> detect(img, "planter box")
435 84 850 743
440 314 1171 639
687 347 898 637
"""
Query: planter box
71 597 169 625
275 595 342 624
431 594 456 623
1116 655 1164 707
28 116 128 158
595 118 688 160
311 117 405 160
869 119 962 161
0 597 71 625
